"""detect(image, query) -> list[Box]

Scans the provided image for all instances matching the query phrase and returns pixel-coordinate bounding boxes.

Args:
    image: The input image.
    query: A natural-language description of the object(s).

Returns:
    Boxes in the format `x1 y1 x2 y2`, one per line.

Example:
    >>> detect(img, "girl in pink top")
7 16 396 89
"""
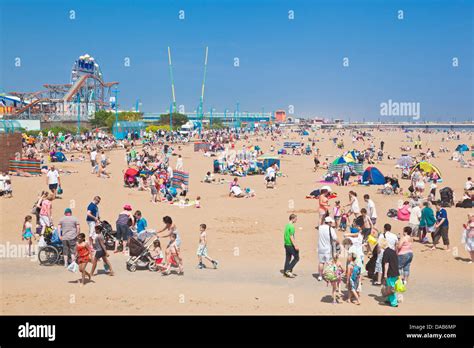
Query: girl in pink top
397 226 414 284
39 194 53 235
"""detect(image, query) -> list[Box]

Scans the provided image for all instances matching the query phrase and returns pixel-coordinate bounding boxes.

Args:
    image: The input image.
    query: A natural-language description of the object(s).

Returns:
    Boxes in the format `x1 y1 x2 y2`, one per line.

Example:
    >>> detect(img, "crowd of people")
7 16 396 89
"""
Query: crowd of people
14 125 473 306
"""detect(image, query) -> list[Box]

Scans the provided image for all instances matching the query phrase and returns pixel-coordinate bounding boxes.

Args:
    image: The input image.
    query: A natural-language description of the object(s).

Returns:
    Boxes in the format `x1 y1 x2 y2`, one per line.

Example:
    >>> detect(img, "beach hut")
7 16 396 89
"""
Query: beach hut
257 154 280 171
113 121 146 140
362 166 386 185
409 162 442 178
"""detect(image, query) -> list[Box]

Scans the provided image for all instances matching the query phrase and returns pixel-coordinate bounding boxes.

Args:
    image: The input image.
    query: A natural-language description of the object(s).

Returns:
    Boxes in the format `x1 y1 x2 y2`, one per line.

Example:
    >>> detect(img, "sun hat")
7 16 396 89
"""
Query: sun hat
123 204 132 211
321 185 332 192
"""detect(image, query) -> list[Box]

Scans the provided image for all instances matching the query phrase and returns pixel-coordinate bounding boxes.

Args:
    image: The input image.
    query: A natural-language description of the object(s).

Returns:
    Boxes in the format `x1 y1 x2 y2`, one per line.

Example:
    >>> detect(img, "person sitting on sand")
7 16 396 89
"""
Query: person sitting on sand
202 171 215 183
229 184 245 198
397 201 411 221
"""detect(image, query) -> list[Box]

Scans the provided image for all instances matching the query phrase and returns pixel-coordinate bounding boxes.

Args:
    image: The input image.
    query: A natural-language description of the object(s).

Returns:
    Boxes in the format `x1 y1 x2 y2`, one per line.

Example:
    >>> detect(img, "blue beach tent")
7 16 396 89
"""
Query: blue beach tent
362 166 386 185
456 144 469 153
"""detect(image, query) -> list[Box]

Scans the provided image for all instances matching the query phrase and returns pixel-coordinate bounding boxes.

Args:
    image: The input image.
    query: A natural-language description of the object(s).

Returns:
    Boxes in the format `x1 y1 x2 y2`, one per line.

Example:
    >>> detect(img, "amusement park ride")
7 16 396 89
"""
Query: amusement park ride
1 50 279 129
0 54 118 121
160 46 275 131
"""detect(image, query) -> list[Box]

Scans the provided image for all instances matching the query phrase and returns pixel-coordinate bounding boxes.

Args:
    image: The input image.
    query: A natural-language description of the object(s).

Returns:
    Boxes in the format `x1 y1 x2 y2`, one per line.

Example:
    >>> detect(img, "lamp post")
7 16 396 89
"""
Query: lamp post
170 103 174 131
114 88 119 125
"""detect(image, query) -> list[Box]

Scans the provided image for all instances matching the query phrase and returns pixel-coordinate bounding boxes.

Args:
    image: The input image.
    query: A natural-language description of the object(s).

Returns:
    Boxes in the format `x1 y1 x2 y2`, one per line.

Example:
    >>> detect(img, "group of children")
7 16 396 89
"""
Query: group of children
323 252 362 305
148 223 219 275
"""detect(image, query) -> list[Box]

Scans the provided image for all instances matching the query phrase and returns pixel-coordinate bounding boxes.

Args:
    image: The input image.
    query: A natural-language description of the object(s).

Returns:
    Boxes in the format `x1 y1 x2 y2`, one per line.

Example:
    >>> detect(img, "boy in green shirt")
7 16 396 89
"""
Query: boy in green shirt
283 214 299 278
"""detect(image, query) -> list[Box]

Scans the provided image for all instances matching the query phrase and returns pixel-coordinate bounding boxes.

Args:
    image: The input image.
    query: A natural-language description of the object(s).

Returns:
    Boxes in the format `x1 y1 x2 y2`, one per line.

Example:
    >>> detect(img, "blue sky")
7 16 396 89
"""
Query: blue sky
0 0 472 120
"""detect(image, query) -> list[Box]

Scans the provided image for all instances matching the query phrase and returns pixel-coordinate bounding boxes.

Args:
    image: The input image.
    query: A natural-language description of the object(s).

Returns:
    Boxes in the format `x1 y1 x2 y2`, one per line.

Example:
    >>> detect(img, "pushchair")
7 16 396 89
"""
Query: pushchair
438 187 454 207
38 226 64 266
401 168 410 180
95 220 116 250
126 232 157 272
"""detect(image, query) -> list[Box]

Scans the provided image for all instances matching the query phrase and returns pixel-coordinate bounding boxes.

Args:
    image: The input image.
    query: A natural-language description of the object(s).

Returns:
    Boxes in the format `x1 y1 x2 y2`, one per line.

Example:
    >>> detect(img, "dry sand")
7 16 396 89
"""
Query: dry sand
1 129 473 315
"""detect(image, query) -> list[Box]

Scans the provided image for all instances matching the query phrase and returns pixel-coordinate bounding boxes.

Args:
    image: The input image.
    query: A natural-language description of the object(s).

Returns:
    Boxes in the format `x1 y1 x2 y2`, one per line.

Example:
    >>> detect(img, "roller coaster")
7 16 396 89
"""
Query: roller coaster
0 54 118 121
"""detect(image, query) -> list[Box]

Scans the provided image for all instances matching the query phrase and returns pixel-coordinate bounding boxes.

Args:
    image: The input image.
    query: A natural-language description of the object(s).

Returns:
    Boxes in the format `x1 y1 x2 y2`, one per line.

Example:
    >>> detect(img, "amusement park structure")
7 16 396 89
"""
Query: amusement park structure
1 49 277 129
0 54 118 121
158 46 274 130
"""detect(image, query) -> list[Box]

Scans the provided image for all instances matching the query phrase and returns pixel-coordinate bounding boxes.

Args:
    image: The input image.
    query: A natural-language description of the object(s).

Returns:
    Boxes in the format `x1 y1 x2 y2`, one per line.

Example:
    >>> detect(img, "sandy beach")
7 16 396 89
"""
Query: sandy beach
1 129 473 315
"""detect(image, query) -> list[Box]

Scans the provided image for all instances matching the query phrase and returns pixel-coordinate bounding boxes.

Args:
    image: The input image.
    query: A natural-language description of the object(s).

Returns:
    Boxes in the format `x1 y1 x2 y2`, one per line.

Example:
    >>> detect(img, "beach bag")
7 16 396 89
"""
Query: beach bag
322 264 338 282
67 261 79 273
50 230 61 245
394 278 406 293
381 284 395 297
386 209 398 218
57 186 63 195
37 236 47 248
367 234 378 248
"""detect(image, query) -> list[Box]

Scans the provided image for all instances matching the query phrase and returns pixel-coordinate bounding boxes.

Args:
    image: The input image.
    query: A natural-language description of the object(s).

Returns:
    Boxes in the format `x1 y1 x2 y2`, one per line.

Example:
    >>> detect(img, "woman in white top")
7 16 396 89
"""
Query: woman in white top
346 191 361 218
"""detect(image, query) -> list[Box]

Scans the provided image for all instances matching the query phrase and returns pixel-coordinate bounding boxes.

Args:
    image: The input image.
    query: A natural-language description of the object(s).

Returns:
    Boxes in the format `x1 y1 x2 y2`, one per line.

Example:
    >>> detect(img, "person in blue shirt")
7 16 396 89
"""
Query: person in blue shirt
432 202 450 251
86 196 101 242
134 210 148 234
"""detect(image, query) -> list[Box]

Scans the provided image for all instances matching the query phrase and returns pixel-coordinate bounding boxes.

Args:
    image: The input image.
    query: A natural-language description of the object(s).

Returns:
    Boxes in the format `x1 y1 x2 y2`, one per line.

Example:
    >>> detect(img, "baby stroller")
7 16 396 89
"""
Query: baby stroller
265 174 275 189
96 220 116 250
38 226 64 266
126 232 157 272
401 167 410 180
439 187 454 207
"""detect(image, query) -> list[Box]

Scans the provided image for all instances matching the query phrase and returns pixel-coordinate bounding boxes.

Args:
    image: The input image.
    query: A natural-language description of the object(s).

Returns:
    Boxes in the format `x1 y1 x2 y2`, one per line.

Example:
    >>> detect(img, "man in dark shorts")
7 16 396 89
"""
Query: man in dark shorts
433 202 450 251
58 208 80 267
46 165 61 199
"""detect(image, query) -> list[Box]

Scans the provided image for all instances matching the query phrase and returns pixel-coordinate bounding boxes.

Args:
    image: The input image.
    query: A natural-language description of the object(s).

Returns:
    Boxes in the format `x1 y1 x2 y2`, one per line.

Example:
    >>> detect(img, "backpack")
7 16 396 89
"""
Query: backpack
323 263 338 282
387 209 398 218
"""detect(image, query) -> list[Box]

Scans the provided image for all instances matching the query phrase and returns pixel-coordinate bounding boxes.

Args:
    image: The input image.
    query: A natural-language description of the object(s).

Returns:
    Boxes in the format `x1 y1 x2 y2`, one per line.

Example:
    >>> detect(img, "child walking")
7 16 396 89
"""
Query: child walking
333 201 342 229
162 233 183 275
323 254 344 304
21 215 35 256
196 224 219 269
346 252 361 305
76 233 92 286
339 209 348 232
150 239 165 270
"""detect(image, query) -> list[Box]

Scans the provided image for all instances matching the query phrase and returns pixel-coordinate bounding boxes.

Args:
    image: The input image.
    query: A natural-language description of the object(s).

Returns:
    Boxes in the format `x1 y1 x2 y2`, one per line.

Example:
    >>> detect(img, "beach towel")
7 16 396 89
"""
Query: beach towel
171 170 189 189
9 158 41 175
284 142 302 149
